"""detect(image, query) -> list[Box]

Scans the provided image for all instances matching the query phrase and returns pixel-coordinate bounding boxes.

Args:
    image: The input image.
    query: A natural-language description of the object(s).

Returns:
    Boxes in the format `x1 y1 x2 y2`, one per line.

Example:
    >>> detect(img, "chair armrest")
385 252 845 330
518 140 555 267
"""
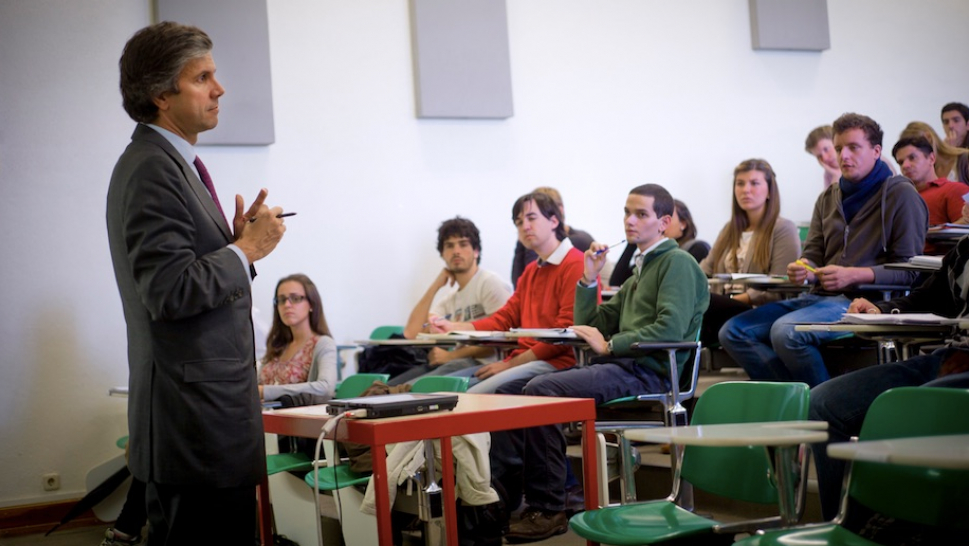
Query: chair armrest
630 341 700 351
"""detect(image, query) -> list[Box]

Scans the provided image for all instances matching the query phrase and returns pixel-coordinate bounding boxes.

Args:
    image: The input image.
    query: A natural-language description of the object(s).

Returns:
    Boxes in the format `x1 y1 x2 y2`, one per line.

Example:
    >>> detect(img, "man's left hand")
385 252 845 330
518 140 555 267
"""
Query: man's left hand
815 265 871 291
572 325 608 355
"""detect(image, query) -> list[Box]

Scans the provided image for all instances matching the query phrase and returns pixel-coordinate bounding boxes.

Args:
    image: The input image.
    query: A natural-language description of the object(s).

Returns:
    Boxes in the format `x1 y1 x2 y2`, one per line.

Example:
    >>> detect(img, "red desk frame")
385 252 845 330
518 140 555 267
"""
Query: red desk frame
260 392 599 546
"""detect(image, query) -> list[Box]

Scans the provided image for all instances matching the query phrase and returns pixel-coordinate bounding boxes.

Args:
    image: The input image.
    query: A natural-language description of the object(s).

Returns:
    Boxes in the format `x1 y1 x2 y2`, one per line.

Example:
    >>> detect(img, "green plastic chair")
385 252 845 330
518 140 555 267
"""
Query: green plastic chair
594 330 703 504
734 387 969 546
369 325 404 340
266 372 389 476
335 326 404 379
334 372 391 399
410 375 469 394
569 381 811 545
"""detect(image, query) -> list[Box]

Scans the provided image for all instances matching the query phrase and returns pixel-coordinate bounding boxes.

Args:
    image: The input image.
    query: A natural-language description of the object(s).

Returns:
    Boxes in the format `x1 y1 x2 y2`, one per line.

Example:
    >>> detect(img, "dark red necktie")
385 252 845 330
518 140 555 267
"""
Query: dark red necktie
193 156 226 222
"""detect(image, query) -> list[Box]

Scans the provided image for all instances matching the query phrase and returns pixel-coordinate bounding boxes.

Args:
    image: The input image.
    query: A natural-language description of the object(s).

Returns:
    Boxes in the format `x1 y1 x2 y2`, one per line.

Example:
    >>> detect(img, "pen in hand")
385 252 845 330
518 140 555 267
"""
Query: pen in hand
593 240 626 256
249 212 296 223
423 314 452 328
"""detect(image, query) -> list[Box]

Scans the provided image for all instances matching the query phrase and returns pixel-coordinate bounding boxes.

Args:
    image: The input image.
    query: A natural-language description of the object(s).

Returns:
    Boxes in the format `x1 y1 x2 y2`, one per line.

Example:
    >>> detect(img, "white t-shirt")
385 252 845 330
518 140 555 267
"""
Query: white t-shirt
431 268 512 323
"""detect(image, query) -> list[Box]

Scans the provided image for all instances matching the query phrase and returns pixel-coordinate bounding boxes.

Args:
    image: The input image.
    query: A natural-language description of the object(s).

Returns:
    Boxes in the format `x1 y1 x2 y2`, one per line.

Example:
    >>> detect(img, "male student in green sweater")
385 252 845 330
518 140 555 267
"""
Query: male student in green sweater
491 183 710 542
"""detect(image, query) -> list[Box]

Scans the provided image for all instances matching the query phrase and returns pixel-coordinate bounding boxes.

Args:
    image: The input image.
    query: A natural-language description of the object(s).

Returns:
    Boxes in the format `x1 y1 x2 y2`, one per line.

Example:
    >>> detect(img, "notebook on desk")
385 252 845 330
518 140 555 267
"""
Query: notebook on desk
326 393 459 419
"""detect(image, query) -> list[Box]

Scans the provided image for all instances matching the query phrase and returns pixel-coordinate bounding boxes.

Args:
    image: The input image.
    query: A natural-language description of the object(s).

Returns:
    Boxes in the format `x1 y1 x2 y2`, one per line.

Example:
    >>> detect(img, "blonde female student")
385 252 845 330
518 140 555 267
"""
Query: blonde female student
699 159 801 347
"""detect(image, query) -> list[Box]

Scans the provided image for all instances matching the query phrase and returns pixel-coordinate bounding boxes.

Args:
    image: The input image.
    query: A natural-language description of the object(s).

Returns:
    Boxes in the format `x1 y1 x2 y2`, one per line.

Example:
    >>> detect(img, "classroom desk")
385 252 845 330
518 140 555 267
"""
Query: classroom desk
261 393 600 546
362 335 522 360
794 323 956 360
828 434 969 469
708 277 810 298
625 421 828 525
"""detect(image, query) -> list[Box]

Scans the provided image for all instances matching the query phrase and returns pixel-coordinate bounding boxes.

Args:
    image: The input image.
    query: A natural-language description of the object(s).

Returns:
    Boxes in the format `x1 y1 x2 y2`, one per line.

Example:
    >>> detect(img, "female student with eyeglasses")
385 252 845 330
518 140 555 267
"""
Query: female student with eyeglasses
258 274 337 404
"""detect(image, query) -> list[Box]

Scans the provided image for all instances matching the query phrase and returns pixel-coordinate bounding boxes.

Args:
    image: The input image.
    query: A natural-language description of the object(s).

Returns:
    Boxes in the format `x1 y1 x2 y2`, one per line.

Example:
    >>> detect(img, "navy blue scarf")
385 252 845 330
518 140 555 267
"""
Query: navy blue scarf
840 159 892 224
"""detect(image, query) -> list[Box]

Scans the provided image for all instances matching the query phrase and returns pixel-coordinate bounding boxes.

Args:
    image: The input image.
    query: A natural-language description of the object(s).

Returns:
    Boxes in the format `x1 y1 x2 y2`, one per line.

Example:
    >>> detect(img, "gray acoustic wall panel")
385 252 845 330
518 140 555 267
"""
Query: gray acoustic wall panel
157 0 275 145
409 0 514 119
749 0 830 52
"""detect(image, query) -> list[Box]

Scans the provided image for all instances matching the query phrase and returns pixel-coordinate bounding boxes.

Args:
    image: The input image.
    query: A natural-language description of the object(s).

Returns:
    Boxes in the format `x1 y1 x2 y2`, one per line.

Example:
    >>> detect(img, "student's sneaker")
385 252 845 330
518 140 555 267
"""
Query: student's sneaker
99 528 142 546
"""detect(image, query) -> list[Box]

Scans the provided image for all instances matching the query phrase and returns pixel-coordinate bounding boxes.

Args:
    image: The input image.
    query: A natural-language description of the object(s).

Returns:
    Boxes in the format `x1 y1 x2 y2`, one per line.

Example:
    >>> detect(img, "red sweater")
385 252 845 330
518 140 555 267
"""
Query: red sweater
472 246 596 369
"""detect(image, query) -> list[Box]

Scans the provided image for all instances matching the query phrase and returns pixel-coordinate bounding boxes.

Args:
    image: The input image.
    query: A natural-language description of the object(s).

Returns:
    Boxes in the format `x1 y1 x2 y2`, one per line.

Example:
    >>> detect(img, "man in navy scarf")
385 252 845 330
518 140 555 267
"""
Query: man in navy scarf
719 113 928 387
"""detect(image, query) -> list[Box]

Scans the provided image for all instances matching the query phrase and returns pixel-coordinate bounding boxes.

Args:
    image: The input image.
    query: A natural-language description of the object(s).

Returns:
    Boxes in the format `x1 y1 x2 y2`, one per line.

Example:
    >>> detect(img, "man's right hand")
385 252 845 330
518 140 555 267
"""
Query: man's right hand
847 297 881 314
786 260 815 284
433 268 456 290
427 347 453 366
233 190 286 263
946 129 962 147
582 242 609 284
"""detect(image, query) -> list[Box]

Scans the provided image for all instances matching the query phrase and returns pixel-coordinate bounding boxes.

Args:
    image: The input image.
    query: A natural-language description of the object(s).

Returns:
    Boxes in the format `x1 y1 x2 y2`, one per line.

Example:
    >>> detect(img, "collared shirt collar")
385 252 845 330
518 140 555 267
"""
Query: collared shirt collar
537 237 574 267
147 123 199 177
638 237 670 259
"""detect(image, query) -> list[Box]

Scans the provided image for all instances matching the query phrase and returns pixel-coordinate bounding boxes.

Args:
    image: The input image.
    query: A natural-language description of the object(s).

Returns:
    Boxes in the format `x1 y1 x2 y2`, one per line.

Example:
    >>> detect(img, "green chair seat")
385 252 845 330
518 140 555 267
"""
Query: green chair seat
410 375 469 393
266 452 313 475
305 465 371 492
334 372 390 398
571 382 811 545
569 501 717 545
738 524 880 546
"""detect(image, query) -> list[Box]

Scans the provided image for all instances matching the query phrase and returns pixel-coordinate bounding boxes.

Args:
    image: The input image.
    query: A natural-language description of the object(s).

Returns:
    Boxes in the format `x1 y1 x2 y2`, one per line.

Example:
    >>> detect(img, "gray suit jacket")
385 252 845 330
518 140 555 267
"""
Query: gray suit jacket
106 124 264 488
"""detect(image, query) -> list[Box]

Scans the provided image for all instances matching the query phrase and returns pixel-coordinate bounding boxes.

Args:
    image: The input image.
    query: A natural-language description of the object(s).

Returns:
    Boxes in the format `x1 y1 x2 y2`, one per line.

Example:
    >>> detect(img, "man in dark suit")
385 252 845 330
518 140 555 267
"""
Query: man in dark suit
106 22 286 545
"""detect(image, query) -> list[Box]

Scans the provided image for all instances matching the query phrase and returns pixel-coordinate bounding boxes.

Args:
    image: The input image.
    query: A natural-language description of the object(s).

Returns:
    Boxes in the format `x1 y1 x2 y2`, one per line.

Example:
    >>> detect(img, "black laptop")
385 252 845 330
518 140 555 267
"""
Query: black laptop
326 392 460 419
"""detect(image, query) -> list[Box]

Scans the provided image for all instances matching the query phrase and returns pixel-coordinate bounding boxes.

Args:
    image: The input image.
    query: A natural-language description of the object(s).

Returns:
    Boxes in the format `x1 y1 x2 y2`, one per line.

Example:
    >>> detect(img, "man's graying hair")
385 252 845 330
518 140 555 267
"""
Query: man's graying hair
119 22 213 124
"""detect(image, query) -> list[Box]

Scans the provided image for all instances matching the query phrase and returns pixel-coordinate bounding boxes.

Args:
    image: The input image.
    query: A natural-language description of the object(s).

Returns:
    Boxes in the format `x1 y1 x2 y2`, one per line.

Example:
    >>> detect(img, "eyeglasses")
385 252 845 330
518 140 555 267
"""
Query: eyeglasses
274 294 307 306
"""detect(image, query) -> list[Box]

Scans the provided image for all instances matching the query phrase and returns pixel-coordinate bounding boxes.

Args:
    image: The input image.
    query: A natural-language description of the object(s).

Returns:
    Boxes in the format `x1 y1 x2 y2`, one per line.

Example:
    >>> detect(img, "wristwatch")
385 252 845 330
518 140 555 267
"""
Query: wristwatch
606 339 614 355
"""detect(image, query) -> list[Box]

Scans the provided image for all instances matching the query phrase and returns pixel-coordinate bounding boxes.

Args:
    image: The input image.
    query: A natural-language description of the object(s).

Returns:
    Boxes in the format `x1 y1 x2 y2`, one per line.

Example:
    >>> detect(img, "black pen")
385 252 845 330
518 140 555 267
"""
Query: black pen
249 212 296 223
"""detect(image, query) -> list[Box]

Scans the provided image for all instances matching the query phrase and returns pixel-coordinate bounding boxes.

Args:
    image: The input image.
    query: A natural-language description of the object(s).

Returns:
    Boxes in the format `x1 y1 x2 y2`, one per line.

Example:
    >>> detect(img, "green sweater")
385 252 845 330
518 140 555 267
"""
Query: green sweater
575 239 709 377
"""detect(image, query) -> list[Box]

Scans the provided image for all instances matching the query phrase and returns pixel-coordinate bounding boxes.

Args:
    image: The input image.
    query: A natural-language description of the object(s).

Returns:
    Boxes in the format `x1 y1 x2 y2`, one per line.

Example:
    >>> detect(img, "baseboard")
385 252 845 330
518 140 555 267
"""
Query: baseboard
0 499 100 538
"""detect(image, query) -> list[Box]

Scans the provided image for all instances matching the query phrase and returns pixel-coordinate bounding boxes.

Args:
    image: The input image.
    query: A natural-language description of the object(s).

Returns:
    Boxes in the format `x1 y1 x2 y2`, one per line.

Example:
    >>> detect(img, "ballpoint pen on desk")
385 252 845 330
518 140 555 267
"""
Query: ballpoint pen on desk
249 212 297 223
593 240 626 256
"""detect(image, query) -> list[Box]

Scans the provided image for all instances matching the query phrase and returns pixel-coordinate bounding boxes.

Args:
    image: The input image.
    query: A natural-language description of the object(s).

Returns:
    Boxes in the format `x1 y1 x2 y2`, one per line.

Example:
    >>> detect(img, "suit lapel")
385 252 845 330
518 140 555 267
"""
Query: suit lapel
132 125 233 242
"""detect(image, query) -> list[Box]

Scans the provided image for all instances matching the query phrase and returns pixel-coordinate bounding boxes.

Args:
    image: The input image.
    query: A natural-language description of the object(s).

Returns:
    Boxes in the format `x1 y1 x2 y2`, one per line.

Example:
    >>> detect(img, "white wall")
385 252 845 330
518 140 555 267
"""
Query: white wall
1 0 966 507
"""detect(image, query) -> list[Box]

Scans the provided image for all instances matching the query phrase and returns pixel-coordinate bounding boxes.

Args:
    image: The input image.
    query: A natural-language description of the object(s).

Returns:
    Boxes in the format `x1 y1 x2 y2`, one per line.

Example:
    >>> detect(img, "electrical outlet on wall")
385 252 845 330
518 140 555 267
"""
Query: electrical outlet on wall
42 472 60 491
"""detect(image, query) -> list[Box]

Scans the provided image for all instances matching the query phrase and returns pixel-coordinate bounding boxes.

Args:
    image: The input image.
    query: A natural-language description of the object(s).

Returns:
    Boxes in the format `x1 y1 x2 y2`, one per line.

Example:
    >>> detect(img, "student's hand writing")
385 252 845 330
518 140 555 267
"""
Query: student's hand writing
572 325 608 355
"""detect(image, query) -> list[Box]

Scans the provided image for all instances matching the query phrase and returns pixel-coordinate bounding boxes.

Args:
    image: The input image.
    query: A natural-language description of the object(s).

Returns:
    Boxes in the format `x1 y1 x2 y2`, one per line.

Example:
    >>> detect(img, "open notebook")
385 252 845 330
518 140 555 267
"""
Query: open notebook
841 313 962 325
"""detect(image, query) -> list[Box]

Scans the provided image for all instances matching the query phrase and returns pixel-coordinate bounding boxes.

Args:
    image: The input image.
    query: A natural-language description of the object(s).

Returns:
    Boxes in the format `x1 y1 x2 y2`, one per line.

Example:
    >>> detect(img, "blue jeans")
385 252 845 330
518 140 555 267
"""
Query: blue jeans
490 363 668 512
718 294 850 387
446 360 557 394
386 357 479 386
809 351 969 520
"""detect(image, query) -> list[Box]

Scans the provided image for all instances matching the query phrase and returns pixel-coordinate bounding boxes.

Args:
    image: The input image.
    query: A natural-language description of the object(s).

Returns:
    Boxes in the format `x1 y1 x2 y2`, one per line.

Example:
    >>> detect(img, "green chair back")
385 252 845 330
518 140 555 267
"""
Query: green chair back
681 381 810 504
335 373 390 399
369 325 403 340
411 375 469 394
849 387 969 528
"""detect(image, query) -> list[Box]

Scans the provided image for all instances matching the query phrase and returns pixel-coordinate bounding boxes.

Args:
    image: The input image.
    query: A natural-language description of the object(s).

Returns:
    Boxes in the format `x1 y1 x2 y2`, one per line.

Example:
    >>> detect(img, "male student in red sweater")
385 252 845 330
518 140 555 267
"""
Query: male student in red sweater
436 191 596 393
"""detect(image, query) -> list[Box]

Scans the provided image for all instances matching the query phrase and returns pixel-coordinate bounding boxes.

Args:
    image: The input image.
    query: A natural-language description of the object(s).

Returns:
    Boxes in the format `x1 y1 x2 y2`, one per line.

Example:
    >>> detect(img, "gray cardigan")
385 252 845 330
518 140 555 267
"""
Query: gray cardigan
700 217 801 305
801 174 928 295
260 335 338 403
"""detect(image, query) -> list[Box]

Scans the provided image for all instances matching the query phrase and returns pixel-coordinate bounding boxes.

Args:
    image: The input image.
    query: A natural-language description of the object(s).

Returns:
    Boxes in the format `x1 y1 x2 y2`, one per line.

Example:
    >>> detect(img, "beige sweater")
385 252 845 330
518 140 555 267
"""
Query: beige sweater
699 217 801 306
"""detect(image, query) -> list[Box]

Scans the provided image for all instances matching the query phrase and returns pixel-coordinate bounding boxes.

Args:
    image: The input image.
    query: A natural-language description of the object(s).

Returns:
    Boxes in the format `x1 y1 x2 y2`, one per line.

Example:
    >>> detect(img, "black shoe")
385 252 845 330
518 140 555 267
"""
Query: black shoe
504 509 567 543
